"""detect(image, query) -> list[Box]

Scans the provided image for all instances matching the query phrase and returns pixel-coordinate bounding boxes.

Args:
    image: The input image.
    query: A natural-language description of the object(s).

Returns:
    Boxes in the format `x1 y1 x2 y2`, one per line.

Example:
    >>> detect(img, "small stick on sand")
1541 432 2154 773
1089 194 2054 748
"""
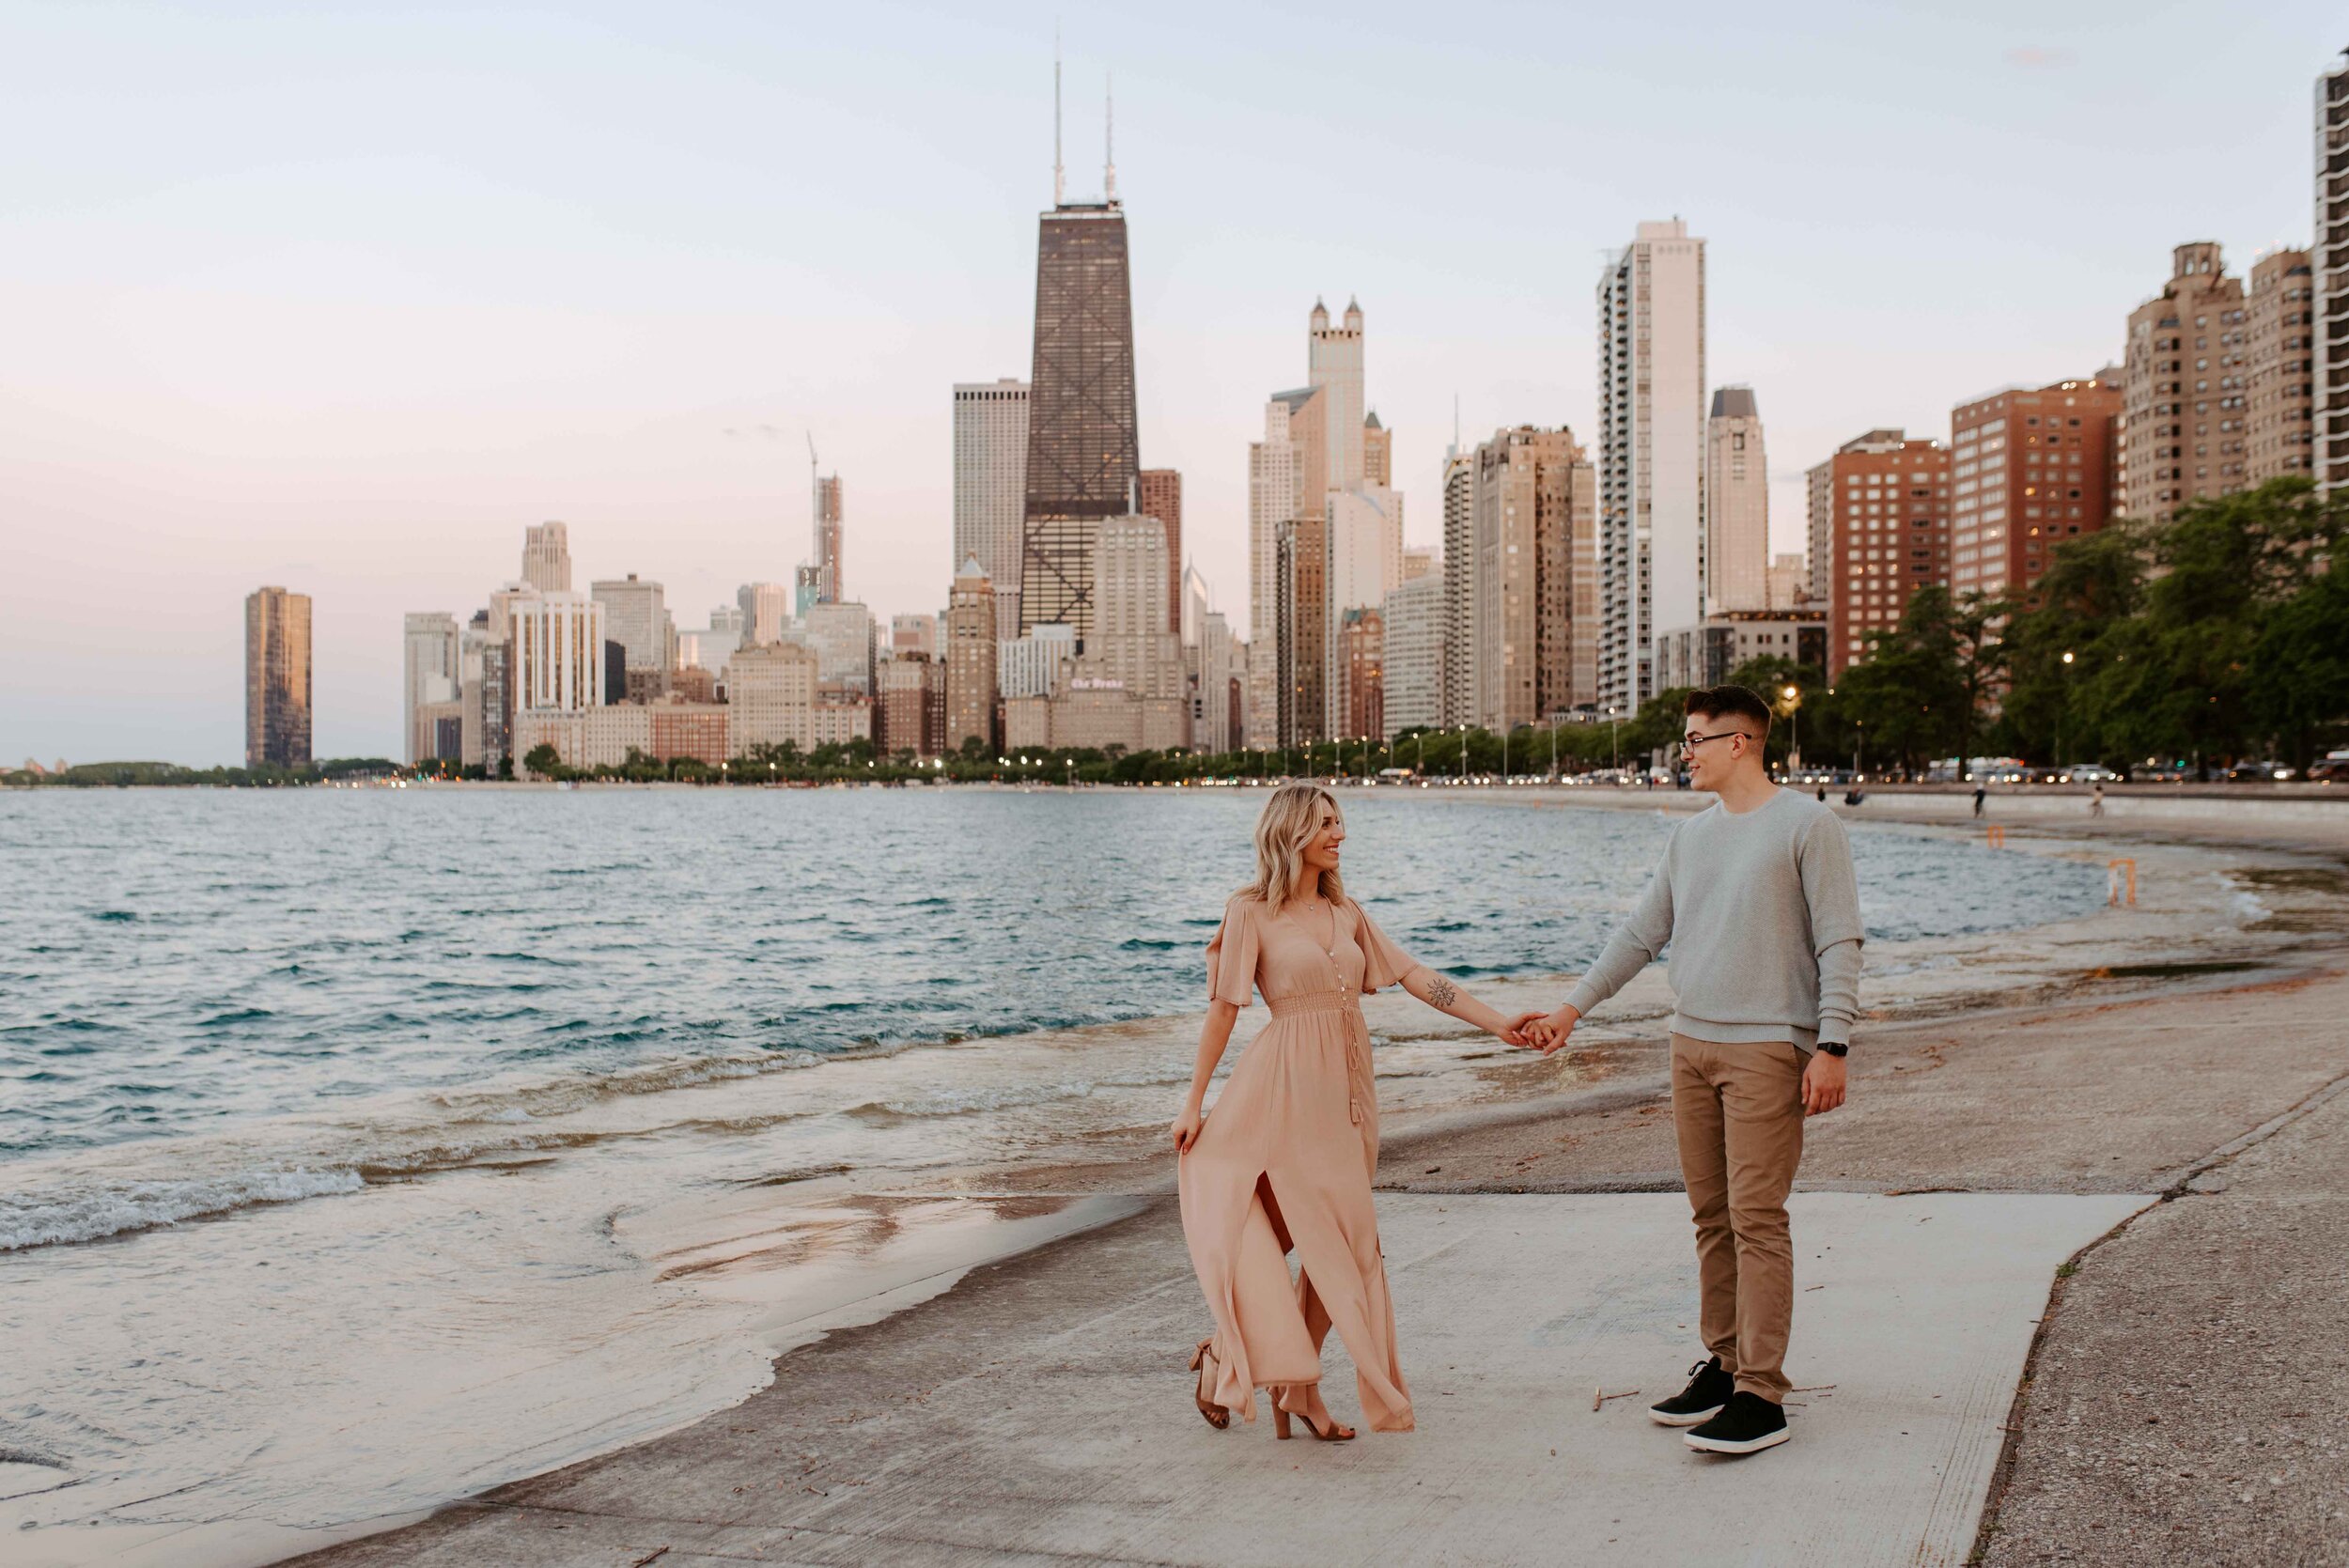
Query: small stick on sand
1593 1387 1642 1411
630 1550 672 1568
1788 1384 1837 1393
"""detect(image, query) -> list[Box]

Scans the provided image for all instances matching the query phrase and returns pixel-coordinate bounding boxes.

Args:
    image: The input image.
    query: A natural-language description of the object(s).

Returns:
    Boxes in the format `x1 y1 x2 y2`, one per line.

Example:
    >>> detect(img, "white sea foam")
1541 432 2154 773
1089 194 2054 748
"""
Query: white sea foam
0 1167 366 1251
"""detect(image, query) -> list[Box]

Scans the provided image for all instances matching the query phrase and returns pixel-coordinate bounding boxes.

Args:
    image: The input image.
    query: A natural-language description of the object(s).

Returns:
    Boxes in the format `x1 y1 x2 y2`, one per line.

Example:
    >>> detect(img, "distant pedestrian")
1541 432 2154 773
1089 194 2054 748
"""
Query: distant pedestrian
1972 784 1986 818
2091 784 2105 819
1815 785 1827 803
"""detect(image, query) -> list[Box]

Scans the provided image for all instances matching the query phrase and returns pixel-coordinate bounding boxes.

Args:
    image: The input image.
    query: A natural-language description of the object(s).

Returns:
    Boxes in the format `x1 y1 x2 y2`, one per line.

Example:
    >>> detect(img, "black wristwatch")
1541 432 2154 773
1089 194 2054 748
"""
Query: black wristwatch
1817 1042 1849 1058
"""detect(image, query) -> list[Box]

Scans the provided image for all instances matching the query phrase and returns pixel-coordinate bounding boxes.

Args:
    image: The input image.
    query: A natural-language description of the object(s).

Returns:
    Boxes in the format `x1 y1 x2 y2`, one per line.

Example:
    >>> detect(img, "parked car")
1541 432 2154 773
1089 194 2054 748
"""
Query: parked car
2308 751 2349 784
2066 763 2123 784
2224 759 2295 783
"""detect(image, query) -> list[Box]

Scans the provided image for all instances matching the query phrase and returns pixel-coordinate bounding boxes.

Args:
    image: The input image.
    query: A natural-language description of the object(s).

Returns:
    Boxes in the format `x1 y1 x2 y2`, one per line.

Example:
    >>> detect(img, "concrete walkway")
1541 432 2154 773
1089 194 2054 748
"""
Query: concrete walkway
293 1190 2143 1568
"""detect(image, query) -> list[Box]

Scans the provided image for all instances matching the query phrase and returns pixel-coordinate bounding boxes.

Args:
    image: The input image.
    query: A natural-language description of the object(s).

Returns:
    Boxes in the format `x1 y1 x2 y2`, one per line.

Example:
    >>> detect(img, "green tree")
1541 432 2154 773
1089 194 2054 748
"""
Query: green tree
521 742 565 781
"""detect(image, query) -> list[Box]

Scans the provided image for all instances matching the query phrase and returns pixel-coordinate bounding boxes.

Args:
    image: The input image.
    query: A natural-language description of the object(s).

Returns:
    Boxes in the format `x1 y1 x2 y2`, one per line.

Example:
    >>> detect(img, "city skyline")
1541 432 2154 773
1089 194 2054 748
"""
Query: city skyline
1 4 2337 763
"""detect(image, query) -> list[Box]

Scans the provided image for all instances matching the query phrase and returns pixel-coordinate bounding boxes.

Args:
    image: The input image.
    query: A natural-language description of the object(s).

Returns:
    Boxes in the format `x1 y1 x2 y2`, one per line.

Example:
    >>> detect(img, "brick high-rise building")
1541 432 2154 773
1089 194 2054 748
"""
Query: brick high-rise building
245 586 312 768
946 559 999 755
2124 242 2248 524
810 471 845 605
1275 515 1327 748
1806 431 1952 676
1138 468 1182 633
2247 247 2316 485
1338 609 1384 742
1952 376 2120 605
878 654 945 759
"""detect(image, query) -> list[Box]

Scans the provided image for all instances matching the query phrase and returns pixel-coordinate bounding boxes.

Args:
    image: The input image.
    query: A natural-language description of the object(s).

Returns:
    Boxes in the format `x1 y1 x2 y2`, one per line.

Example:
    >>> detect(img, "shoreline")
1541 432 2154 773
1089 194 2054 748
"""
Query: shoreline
234 801 2349 1568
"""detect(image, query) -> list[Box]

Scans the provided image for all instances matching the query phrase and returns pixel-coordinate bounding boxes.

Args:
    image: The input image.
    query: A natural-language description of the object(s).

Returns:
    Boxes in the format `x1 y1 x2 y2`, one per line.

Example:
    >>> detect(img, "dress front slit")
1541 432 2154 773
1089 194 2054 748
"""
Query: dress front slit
1176 893 1419 1432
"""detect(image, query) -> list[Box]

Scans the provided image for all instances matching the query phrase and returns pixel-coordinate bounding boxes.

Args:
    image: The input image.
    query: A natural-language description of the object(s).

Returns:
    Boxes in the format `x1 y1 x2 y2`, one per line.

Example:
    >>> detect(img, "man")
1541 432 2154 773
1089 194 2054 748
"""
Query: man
1516 685 1862 1457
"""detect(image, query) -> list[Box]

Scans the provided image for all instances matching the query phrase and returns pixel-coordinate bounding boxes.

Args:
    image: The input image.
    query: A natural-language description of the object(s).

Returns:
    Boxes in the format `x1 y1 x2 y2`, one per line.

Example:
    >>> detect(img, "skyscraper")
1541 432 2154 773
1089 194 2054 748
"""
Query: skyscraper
1598 219 1707 714
737 582 791 648
592 574 673 698
1381 570 1444 741
245 586 312 768
1363 411 1392 487
946 558 999 754
521 522 571 594
2246 247 2315 486
401 612 460 765
1188 609 1237 753
1246 388 1314 746
1180 561 1210 648
953 379 1030 639
1138 468 1183 632
1439 452 1475 727
1704 387 1768 612
2315 54 2349 492
510 594 607 711
2124 242 2248 524
1471 426 1596 731
811 469 845 604
1018 102 1140 646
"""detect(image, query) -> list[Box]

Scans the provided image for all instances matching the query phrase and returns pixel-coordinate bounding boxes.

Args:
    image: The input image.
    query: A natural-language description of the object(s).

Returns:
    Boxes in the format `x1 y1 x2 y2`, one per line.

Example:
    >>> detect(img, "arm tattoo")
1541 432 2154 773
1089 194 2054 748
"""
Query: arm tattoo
1425 974 1458 1010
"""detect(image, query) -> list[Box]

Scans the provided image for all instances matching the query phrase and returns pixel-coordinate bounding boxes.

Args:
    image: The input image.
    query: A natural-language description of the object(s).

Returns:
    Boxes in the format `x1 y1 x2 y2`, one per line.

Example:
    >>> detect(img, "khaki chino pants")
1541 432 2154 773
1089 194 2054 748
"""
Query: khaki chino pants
1669 1033 1807 1404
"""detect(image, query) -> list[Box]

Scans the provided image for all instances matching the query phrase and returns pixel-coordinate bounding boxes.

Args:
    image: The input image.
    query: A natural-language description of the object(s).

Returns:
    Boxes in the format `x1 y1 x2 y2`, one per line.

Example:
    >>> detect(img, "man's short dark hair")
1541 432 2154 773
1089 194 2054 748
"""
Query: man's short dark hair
1685 684 1774 737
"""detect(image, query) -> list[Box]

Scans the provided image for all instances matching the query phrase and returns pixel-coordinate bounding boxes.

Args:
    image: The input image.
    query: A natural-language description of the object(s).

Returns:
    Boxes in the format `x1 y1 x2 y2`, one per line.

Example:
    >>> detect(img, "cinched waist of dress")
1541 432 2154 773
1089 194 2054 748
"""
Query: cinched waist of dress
1266 989 1363 1018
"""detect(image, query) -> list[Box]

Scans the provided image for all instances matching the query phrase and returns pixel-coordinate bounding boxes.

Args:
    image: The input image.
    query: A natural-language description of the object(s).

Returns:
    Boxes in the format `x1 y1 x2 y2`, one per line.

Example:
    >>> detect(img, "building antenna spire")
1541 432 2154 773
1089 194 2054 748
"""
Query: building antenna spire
1052 26 1065 208
1104 71 1116 204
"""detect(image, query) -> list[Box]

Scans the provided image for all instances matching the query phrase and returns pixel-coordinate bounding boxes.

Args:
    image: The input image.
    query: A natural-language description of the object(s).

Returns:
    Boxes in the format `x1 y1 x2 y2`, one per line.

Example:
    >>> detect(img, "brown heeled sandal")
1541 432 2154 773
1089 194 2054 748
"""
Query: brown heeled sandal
1188 1339 1230 1429
1272 1397 1355 1442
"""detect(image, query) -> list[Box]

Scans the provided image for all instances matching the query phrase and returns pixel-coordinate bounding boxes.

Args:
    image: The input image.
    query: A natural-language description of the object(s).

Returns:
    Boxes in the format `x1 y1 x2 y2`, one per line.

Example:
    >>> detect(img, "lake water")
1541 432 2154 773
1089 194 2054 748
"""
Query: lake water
0 786 2107 1563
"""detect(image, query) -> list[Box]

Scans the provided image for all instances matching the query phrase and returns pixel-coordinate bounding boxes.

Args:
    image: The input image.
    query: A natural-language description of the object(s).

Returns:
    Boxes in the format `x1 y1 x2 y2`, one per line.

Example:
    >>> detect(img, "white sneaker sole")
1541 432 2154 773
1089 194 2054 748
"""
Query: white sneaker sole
1649 1404 1724 1427
1685 1424 1790 1455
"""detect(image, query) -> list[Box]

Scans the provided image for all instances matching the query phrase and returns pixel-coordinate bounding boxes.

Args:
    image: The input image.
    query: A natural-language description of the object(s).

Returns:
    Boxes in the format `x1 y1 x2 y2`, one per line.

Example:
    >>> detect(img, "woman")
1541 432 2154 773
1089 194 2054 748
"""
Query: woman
1171 783 1528 1438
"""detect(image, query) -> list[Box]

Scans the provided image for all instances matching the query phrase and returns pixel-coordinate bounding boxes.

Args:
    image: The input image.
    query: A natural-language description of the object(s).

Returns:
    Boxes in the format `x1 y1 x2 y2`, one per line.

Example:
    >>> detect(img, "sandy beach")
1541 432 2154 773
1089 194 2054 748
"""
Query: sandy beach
173 788 2346 1568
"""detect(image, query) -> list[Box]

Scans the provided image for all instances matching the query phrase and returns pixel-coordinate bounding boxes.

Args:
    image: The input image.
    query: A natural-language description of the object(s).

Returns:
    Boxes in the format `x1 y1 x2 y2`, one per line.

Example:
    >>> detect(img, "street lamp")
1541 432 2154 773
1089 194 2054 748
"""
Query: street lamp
1781 685 1802 777
2058 650 2076 769
1607 705 1620 776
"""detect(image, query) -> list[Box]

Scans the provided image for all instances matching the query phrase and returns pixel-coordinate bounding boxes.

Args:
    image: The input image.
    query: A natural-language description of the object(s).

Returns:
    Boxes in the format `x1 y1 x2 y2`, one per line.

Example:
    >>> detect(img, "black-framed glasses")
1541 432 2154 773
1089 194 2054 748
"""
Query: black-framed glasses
1679 729 1748 755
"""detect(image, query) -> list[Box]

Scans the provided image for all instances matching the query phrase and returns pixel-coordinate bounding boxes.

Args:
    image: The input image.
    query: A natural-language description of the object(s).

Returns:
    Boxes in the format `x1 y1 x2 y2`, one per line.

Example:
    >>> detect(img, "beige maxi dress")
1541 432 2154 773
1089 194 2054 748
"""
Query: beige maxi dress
1177 891 1418 1432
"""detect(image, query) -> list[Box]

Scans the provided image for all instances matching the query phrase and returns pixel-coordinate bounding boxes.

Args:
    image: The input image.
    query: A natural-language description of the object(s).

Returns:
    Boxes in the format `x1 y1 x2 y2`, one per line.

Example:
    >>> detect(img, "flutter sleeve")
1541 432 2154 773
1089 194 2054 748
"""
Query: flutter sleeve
1205 894 1262 1007
1349 899 1419 992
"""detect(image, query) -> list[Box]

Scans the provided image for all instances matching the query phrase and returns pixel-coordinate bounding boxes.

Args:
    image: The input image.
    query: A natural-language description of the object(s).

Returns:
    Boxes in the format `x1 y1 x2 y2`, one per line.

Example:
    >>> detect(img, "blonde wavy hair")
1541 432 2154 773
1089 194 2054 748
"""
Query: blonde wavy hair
1243 783 1346 908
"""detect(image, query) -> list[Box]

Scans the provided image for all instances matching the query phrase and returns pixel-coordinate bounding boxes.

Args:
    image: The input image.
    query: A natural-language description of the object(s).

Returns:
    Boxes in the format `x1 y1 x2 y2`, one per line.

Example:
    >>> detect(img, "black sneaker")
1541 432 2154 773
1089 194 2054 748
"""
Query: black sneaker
1648 1357 1734 1427
1684 1390 1789 1455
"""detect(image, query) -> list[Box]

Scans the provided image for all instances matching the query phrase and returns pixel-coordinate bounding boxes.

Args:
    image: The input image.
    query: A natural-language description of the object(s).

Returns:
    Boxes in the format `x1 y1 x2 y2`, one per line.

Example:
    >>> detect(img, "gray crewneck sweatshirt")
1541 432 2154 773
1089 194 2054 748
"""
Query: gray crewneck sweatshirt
1563 788 1864 1051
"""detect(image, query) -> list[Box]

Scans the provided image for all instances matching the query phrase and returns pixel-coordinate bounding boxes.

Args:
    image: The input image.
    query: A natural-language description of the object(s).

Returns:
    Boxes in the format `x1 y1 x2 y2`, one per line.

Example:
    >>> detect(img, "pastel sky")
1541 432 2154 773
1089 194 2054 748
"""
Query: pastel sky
2 0 2338 765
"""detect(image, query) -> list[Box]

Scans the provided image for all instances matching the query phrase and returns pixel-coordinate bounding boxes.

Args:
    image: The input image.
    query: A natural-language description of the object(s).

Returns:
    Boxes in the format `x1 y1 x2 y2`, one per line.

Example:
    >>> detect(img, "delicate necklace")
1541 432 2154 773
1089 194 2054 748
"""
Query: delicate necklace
1295 897 1338 960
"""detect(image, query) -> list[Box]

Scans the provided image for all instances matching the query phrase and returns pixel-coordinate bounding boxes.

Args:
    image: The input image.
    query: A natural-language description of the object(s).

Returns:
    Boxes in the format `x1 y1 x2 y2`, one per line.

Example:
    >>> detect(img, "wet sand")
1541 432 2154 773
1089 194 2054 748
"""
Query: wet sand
243 795 2349 1567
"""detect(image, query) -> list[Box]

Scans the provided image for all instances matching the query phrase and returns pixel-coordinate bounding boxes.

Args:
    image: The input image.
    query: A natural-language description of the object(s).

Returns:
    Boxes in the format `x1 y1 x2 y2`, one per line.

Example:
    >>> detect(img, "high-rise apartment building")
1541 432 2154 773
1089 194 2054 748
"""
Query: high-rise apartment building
1138 469 1183 632
592 575 673 695
245 586 312 768
1704 387 1768 612
401 612 459 765
2123 242 2248 524
1439 452 1475 726
801 602 877 696
1597 219 1707 714
1019 180 1139 645
953 379 1030 639
1275 516 1328 748
1337 609 1384 741
999 623 1076 701
1952 377 2120 605
878 654 945 759
810 471 845 605
946 559 999 755
1082 514 1183 705
1808 430 1952 676
1246 388 1313 746
1380 570 1444 741
1471 426 1597 731
2315 54 2349 491
2247 248 2316 485
521 522 571 594
510 593 607 711
736 582 791 649
726 641 821 753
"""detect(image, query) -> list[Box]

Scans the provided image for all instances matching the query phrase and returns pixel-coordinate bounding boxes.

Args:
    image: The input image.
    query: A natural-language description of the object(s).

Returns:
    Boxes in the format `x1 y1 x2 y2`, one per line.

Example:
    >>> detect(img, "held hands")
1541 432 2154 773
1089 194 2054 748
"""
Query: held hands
1801 1050 1848 1115
1506 1004 1580 1056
